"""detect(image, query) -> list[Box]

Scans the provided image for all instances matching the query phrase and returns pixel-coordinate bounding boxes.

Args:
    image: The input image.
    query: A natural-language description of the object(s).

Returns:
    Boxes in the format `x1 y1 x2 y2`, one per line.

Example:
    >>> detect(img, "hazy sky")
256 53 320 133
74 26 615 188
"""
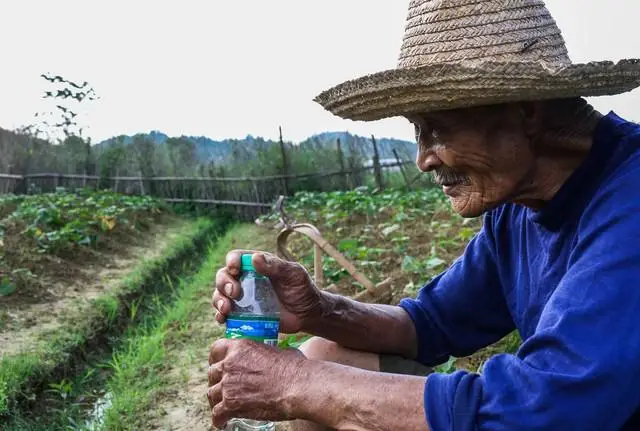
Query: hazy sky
1 1 639 144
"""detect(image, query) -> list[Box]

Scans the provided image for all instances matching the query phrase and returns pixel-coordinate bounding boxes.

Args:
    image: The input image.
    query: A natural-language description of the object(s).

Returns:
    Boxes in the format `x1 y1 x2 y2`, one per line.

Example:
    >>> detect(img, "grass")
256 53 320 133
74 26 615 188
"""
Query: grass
99 224 270 430
0 217 224 427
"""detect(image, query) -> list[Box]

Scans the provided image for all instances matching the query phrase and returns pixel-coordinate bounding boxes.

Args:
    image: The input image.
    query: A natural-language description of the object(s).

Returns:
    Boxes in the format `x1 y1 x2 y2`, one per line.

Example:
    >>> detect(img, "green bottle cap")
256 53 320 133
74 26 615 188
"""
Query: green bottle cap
241 254 255 272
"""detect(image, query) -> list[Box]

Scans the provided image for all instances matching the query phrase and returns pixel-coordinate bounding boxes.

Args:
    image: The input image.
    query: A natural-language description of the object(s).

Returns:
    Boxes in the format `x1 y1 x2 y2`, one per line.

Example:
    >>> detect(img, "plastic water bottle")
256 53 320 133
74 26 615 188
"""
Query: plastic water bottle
224 253 280 431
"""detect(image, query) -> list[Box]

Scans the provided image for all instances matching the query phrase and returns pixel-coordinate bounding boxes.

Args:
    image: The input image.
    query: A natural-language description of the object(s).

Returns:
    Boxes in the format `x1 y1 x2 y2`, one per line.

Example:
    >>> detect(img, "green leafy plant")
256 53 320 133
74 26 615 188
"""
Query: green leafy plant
47 379 74 401
0 275 16 297
434 356 457 374
2 190 164 255
278 334 312 350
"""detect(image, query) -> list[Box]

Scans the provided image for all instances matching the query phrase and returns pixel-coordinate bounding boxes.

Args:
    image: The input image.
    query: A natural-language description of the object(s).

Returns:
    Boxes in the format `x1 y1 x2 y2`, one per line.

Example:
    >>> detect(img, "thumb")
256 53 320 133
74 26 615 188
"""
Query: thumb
252 252 299 281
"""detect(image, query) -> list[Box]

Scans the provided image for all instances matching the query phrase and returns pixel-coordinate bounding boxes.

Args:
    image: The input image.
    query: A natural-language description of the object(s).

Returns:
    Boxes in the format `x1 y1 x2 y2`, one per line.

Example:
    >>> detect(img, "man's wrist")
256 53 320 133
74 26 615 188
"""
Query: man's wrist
282 356 320 420
300 290 337 334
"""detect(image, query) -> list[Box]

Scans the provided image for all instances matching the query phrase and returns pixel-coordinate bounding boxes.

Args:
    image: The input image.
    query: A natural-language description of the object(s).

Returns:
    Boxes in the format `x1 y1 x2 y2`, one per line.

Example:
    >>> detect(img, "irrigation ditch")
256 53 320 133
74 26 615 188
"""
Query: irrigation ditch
1 216 231 430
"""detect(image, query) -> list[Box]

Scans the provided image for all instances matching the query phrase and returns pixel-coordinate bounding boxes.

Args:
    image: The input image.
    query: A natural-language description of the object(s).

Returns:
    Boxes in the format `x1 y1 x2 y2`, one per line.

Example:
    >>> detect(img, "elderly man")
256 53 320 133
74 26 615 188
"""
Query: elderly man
208 1 640 430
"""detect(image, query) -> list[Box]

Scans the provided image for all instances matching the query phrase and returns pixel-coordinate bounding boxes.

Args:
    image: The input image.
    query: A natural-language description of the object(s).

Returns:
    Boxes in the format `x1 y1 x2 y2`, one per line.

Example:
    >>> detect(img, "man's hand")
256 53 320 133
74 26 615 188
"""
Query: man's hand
207 338 428 430
213 250 325 333
207 338 304 429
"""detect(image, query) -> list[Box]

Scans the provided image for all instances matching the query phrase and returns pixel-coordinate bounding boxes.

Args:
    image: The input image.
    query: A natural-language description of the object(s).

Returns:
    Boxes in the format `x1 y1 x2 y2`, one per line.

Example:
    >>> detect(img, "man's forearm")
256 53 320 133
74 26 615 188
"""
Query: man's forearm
287 358 428 431
303 291 418 359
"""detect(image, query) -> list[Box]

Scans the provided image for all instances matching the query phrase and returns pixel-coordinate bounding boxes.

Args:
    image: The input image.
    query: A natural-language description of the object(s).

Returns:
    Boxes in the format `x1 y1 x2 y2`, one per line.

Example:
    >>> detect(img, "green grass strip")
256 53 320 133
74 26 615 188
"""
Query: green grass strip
0 217 223 421
99 224 251 430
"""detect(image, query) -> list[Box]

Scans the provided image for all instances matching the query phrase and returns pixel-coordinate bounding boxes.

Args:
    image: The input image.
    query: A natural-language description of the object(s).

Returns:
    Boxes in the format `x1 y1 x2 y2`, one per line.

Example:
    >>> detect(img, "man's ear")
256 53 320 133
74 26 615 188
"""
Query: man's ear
518 101 545 137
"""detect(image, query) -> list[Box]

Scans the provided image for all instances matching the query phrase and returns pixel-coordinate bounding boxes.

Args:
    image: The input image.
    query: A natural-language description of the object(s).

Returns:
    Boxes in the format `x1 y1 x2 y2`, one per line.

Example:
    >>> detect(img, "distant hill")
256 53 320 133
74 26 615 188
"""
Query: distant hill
96 130 417 163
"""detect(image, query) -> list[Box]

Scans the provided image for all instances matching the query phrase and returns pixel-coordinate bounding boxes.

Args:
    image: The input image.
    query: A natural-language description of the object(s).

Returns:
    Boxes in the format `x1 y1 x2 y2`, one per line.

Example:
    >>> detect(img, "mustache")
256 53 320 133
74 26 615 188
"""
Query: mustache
432 166 470 186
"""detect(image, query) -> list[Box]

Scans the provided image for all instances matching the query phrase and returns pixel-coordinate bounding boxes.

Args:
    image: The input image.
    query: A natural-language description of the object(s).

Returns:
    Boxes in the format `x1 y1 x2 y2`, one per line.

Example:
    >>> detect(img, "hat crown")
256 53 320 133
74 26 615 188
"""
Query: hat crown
398 0 571 68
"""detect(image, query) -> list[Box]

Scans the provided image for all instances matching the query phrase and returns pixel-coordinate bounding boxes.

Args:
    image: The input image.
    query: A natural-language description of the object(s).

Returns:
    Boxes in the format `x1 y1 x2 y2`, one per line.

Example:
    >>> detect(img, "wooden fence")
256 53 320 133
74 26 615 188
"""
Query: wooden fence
0 160 423 221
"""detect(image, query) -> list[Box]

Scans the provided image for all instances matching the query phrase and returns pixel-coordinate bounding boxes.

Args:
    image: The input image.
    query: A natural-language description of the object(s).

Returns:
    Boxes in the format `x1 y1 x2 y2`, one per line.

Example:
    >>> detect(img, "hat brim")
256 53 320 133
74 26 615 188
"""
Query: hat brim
313 59 640 121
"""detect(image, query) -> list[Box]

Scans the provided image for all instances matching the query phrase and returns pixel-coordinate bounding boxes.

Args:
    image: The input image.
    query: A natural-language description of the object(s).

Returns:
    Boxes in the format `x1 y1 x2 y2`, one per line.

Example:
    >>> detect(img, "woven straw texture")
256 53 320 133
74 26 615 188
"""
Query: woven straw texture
314 0 640 121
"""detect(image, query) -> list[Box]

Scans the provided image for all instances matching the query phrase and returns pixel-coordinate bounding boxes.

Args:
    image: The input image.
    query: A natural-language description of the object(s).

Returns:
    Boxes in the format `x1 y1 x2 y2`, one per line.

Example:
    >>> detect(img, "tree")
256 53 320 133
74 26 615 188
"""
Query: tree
166 137 196 176
98 136 126 188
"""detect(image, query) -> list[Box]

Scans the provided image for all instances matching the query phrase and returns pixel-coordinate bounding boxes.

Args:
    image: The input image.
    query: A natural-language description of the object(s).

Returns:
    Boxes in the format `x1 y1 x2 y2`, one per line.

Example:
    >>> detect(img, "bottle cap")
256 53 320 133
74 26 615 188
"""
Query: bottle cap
241 254 255 272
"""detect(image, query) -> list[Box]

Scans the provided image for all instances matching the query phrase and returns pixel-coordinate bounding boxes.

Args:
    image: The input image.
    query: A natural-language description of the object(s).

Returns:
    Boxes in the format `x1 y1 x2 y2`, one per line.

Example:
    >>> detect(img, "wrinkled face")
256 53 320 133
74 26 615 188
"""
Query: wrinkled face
406 104 537 217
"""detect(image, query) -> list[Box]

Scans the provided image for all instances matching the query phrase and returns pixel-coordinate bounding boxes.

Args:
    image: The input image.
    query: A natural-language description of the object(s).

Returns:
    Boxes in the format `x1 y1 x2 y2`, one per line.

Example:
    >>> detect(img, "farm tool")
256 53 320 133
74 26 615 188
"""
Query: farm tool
273 196 393 304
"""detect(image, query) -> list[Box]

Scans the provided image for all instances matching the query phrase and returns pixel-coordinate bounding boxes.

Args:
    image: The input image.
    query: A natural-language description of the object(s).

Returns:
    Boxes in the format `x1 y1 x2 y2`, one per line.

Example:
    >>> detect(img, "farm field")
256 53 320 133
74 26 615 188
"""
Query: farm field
99 187 521 431
0 189 226 430
1 186 520 430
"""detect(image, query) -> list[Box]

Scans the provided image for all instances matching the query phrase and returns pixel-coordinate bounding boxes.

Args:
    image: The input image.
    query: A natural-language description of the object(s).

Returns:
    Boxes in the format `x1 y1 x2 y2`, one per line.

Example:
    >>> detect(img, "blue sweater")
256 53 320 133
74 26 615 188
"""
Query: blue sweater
399 112 640 430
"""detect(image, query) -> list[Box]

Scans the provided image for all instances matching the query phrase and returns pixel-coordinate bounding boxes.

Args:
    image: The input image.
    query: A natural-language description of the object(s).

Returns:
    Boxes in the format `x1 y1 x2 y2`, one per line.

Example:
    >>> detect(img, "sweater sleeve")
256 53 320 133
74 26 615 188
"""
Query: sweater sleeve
398 211 515 366
425 165 640 431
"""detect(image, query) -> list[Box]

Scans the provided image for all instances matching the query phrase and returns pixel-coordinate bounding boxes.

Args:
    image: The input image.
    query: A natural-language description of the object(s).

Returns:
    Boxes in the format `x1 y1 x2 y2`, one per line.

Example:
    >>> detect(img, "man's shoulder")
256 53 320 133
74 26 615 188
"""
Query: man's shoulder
582 148 640 222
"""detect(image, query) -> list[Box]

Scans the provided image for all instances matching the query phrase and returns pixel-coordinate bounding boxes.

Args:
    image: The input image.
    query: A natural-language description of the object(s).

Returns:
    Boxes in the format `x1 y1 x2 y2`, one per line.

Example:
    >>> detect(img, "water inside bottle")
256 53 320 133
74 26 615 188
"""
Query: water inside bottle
224 418 276 431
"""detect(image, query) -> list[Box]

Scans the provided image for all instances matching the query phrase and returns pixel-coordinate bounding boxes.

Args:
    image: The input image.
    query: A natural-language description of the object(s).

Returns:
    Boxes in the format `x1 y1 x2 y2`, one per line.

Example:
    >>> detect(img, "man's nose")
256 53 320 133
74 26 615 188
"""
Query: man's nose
416 148 442 172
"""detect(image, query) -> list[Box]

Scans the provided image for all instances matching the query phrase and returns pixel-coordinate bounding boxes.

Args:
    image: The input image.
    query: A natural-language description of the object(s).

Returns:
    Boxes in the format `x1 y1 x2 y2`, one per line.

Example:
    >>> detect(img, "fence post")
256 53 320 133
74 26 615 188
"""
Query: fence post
371 134 384 190
336 138 348 190
138 170 146 195
279 126 290 195
392 148 412 191
114 168 120 193
19 175 28 195
252 180 260 203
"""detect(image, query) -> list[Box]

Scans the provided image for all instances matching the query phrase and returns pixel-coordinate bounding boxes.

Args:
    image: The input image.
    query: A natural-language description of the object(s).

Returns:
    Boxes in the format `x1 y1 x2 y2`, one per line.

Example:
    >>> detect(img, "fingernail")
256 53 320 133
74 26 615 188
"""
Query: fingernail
224 283 233 296
263 254 272 265
217 299 224 310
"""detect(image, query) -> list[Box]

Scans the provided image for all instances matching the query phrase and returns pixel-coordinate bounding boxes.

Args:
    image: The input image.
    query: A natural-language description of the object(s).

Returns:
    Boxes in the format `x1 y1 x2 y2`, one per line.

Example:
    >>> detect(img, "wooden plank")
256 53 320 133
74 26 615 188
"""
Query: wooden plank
17 162 412 184
23 173 101 180
164 198 272 208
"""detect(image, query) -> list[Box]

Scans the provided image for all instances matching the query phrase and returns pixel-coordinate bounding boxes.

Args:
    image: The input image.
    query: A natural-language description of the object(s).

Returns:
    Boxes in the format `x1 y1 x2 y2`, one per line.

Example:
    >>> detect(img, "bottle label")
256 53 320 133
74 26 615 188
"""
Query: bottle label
225 316 279 347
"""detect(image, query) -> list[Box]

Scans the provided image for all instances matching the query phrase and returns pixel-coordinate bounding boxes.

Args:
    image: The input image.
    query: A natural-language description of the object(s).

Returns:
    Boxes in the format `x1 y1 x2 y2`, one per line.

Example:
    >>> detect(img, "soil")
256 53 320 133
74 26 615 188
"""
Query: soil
0 217 189 357
147 319 214 431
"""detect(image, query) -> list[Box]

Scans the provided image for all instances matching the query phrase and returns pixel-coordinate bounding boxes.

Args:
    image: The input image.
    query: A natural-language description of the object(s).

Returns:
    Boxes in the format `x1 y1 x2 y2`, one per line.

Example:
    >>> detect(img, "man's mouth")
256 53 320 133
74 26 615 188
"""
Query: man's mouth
432 167 469 188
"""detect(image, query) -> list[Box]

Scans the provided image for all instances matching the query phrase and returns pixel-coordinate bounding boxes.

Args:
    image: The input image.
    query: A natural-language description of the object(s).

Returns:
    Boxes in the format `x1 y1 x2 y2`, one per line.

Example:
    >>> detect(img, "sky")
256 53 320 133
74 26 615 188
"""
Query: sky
1 1 639 144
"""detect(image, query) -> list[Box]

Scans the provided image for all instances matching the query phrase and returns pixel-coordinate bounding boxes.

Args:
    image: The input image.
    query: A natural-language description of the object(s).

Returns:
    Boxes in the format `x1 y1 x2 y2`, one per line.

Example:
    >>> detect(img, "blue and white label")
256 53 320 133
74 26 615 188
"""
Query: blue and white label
225 317 279 346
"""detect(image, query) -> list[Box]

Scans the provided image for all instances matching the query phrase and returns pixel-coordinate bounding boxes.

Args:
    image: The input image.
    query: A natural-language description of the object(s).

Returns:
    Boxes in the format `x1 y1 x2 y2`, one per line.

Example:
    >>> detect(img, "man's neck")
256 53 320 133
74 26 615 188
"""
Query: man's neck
514 112 602 209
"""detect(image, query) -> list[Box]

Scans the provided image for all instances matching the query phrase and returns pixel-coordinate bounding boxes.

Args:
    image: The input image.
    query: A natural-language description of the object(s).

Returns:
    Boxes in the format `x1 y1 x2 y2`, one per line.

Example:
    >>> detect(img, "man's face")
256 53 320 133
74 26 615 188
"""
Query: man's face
407 104 536 217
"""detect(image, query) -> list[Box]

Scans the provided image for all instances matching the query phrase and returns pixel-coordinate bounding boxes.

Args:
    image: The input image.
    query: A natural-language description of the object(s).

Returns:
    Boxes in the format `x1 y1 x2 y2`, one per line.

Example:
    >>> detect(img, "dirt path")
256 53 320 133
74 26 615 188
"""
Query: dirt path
147 315 216 431
0 219 190 357
143 224 281 431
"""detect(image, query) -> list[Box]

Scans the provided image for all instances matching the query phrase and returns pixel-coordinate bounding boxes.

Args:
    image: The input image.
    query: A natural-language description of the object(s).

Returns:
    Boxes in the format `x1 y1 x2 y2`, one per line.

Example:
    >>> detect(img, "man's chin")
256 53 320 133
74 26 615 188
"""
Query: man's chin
448 193 486 218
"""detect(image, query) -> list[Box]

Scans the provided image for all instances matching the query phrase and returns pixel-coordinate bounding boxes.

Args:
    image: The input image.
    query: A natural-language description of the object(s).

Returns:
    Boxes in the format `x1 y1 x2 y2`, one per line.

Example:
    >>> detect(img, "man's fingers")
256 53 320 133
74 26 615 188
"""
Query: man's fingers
225 249 263 277
208 338 230 365
212 401 232 430
207 382 222 409
212 290 231 321
215 267 241 300
251 251 291 279
208 364 223 387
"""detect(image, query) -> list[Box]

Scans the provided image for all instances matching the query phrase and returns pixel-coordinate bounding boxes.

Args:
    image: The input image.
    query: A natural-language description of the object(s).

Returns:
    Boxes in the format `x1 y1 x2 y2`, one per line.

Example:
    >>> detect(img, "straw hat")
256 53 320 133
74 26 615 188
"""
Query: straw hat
314 0 640 121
